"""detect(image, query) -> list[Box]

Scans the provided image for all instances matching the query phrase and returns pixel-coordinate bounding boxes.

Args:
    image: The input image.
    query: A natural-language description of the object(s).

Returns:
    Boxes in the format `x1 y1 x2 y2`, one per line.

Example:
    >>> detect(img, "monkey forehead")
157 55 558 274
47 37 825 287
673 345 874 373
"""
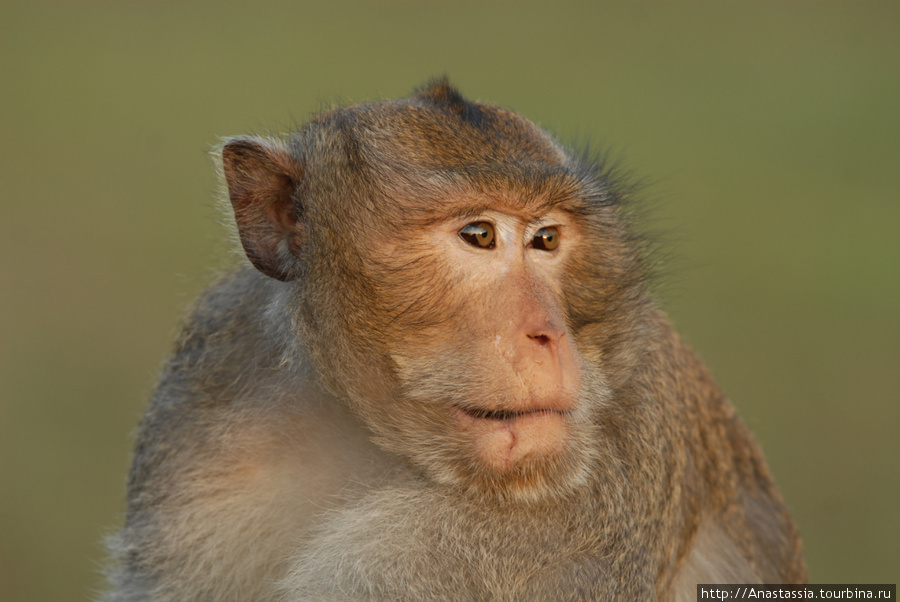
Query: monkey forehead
305 115 590 221
295 81 617 226
371 168 589 227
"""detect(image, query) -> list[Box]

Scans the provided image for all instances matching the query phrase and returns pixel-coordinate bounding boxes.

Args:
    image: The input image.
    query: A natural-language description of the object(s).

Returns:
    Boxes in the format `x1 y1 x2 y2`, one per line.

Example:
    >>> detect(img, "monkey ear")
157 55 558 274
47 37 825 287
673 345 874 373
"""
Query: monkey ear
222 138 303 282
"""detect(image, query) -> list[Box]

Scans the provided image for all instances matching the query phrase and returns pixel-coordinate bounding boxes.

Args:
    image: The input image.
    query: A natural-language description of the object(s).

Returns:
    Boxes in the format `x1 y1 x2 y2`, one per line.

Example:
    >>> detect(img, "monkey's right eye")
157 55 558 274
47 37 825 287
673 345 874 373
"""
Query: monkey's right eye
459 222 495 249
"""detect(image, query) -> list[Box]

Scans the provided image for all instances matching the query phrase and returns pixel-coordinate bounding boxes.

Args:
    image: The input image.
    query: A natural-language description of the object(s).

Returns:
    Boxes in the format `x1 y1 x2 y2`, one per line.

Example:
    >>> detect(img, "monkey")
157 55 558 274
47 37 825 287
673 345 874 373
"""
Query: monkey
104 79 806 601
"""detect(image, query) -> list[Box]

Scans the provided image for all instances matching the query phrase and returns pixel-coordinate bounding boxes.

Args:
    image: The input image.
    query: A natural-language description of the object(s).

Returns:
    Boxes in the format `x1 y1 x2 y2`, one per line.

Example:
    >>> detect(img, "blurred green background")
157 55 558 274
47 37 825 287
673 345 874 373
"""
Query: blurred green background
1 1 897 599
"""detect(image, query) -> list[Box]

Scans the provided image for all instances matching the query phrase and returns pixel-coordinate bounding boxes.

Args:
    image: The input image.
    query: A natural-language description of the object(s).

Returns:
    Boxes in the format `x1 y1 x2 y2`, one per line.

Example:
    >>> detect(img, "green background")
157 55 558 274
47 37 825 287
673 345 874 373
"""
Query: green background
2 2 897 599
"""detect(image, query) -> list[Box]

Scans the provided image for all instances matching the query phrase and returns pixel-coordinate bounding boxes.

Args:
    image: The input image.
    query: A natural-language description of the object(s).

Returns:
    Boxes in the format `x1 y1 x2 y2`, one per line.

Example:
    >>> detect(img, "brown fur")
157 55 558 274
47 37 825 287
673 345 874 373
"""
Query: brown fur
104 79 805 601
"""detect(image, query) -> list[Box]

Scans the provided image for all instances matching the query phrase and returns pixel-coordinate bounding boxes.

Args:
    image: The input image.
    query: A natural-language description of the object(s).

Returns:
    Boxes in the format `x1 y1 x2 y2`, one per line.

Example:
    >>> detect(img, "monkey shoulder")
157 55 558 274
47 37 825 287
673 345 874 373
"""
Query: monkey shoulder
163 266 297 393
640 314 806 584
127 266 358 507
116 266 393 601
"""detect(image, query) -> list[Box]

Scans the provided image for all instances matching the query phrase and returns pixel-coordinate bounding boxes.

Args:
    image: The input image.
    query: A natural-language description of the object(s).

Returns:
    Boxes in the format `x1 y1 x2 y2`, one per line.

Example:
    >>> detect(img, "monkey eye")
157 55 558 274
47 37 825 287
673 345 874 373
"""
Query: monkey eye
531 226 560 251
459 222 495 249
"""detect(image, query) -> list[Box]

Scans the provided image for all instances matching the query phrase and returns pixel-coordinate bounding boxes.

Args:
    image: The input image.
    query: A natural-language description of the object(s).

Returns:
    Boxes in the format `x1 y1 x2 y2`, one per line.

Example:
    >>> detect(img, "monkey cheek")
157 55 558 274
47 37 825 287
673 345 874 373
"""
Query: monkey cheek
464 412 570 474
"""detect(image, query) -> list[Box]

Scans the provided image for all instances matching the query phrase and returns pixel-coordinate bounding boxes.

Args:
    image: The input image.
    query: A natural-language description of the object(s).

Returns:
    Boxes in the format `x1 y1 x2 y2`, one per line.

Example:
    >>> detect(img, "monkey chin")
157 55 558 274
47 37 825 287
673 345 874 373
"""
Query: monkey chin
454 407 572 475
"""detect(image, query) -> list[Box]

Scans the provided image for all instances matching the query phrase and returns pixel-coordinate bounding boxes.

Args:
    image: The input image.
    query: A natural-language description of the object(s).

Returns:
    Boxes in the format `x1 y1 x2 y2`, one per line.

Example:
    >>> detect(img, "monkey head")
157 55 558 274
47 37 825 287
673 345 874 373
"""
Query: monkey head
221 80 648 502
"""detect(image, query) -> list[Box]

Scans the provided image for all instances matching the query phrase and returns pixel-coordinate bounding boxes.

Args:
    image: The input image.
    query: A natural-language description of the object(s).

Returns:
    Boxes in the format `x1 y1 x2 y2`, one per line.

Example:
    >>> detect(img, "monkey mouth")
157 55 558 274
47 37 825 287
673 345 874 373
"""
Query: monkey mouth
456 406 568 422
453 404 573 473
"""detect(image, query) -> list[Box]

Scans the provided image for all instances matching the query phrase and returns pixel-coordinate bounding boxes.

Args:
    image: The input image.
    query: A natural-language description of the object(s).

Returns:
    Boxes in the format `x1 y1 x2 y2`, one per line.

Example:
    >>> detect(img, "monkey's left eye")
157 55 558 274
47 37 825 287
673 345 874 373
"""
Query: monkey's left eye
531 227 560 251
459 222 495 249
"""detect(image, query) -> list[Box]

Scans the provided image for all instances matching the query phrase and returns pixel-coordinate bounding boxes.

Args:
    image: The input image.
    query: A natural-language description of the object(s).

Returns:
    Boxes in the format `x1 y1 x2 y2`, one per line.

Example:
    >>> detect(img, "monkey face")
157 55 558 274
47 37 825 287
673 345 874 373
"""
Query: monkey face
340 199 611 502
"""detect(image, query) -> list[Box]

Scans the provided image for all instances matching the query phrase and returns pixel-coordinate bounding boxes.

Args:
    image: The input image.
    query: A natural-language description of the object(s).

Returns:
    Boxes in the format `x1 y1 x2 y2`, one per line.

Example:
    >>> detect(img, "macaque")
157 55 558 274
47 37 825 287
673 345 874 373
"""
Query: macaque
104 79 806 601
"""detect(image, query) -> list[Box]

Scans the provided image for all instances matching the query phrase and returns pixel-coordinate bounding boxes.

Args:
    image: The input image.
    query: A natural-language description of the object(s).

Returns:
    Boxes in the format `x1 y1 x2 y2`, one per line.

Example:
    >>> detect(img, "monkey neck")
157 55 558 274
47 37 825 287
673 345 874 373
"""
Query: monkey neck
291 474 672 598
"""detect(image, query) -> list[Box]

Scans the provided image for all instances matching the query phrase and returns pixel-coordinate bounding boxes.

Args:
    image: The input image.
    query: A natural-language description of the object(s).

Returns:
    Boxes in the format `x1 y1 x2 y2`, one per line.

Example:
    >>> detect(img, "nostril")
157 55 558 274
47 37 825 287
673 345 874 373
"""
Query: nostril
529 334 552 346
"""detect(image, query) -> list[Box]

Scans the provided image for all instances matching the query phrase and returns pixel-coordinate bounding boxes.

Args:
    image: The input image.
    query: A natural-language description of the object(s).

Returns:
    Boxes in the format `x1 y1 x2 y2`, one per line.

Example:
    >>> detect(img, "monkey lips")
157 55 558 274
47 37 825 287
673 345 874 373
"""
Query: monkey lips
453 404 573 473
